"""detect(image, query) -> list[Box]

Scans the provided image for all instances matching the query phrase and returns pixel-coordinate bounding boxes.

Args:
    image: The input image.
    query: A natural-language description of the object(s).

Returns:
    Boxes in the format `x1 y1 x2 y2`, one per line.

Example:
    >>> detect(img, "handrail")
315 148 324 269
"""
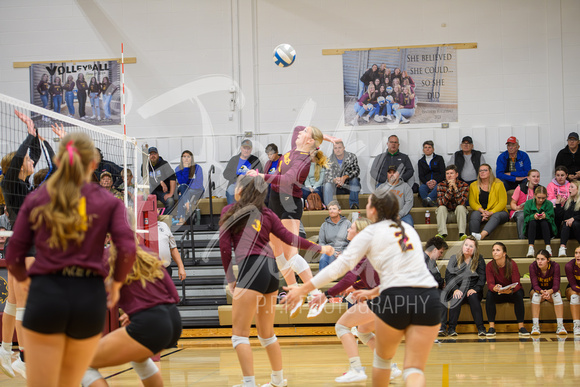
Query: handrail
207 165 217 231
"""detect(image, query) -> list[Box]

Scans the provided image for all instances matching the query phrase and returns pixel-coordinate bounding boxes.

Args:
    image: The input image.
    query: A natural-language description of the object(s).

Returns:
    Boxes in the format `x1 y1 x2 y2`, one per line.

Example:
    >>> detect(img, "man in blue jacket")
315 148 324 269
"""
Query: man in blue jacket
496 136 531 191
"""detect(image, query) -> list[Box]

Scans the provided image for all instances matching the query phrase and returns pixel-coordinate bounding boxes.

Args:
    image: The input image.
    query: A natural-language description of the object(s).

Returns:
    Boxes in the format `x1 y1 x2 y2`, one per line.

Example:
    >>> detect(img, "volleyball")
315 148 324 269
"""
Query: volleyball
377 96 385 105
273 44 296 67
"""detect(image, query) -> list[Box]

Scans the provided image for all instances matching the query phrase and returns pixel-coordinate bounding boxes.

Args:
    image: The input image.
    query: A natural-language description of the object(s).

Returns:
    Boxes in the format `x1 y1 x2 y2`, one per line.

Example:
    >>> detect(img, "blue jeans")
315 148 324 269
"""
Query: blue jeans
103 94 112 118
40 93 49 109
176 184 204 220
354 104 369 117
52 95 62 113
319 254 336 271
357 80 365 98
401 213 414 226
302 186 323 202
65 91 75 115
323 177 360 207
226 183 237 204
89 92 100 118
418 184 437 201
395 107 415 122
153 191 175 214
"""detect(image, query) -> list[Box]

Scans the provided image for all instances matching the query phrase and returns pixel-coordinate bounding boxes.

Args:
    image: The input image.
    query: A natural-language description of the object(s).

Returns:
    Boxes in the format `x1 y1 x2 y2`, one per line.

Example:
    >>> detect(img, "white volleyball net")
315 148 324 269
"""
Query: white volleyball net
0 92 139 235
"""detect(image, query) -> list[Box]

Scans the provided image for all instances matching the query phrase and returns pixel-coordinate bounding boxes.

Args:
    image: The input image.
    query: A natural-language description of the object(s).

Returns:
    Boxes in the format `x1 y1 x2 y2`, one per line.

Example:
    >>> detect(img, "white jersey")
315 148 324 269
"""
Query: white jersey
311 219 437 292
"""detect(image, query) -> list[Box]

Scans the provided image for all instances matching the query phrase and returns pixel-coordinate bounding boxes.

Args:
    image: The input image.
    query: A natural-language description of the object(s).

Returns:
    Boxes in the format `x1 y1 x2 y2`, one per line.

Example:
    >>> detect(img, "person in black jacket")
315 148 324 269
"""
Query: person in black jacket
418 140 446 207
443 236 487 337
93 148 124 188
370 135 414 187
449 136 486 185
357 64 379 98
146 147 177 212
76 73 88 119
223 139 262 204
555 132 580 181
424 236 449 335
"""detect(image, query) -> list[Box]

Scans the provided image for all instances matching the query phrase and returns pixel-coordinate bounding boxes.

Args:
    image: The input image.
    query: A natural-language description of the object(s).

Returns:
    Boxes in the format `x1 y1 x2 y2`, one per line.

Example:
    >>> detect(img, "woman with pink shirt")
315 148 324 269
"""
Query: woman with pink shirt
510 169 540 239
548 166 570 205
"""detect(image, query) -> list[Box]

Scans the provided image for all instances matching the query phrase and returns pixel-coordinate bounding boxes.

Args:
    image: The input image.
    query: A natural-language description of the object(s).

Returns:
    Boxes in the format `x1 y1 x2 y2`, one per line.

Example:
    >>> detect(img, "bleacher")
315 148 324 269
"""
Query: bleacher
177 193 577 334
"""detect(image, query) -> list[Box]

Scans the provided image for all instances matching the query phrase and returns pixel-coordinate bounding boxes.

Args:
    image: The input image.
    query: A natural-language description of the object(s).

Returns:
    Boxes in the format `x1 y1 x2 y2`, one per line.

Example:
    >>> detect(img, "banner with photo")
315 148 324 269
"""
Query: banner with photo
30 60 121 126
343 46 457 126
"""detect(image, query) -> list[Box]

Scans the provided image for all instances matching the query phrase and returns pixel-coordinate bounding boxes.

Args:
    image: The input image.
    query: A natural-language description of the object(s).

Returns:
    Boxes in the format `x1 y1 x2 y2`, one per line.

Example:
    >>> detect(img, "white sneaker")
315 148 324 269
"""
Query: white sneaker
90 115 96 119
471 232 481 241
261 380 287 387
0 347 14 378
307 296 328 319
557 324 568 335
12 358 25 379
526 246 535 258
362 115 370 123
386 114 394 121
559 246 567 257
545 245 552 256
390 363 402 380
373 115 383 123
289 296 304 318
531 323 541 335
575 322 580 336
335 368 367 383
400 117 410 124
349 118 357 126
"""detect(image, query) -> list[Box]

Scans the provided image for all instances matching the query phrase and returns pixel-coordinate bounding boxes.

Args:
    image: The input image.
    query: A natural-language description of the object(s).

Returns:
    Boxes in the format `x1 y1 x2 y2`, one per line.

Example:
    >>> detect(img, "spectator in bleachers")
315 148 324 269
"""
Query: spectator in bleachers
318 201 351 270
0 225 7 259
323 141 361 209
444 236 486 337
423 236 449 336
449 136 486 186
565 246 580 336
94 147 124 188
510 169 541 239
418 140 445 207
529 249 566 335
485 242 529 337
118 168 135 207
557 180 580 257
99 171 122 200
370 135 414 187
555 132 580 181
378 166 414 226
302 161 325 204
436 165 469 241
496 136 531 191
469 164 508 241
223 139 262 204
175 150 204 226
146 146 177 212
524 186 556 257
548 166 570 206
158 218 186 280
264 143 281 207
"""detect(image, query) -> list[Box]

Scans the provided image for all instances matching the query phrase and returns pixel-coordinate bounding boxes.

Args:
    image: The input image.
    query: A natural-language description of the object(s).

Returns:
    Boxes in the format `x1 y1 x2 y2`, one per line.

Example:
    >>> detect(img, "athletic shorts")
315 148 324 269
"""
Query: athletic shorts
268 189 303 220
126 304 182 354
23 274 106 339
237 255 279 294
368 287 442 330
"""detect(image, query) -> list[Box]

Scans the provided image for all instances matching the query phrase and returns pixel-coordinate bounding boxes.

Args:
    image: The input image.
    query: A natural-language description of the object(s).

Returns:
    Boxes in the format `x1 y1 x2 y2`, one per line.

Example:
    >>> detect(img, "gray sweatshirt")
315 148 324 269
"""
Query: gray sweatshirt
380 180 414 218
318 215 351 253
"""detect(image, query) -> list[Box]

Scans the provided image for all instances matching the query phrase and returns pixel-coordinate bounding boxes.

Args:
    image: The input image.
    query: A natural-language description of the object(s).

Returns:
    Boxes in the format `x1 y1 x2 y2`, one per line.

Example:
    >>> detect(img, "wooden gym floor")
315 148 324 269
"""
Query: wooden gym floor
2 334 579 386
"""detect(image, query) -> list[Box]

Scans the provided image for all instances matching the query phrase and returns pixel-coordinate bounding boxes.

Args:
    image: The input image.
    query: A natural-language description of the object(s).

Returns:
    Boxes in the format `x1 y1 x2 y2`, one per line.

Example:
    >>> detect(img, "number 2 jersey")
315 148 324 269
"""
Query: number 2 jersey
311 219 437 292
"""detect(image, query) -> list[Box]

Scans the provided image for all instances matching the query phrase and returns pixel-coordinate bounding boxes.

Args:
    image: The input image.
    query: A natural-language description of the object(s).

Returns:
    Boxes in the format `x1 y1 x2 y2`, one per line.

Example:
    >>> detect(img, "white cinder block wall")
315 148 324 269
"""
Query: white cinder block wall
1 0 579 196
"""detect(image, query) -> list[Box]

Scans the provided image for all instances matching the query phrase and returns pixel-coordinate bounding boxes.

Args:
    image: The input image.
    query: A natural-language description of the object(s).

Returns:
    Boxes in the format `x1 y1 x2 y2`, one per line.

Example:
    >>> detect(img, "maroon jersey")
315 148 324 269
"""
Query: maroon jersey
566 259 580 293
103 248 179 316
486 260 522 292
219 204 321 283
6 183 136 282
326 257 379 297
263 126 312 198
529 261 560 293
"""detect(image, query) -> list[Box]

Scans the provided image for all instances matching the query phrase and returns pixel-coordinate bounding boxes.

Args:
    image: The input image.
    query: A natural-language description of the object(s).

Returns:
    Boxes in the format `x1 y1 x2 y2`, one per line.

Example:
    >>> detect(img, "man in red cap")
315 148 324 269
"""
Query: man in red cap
496 136 531 191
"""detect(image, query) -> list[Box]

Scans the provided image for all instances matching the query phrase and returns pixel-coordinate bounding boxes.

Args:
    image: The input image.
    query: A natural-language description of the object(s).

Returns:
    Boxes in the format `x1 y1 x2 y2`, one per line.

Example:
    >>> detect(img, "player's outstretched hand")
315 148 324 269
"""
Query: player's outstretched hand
323 134 342 145
51 122 67 139
14 109 35 135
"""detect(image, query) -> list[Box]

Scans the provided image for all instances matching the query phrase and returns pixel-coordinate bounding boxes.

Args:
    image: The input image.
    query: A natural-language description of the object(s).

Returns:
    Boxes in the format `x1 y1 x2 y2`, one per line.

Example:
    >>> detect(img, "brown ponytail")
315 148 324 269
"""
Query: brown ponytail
370 190 407 251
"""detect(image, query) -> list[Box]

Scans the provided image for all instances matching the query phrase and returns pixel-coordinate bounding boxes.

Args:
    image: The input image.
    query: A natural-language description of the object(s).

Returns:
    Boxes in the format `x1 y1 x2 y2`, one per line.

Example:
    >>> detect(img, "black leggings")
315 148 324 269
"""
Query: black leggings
527 219 552 245
560 220 580 245
486 288 525 323
447 290 485 331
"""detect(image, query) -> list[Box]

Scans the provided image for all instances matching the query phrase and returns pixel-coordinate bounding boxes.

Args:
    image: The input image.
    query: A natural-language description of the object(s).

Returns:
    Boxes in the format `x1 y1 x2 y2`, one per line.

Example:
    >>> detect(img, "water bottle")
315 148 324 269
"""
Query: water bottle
194 208 201 225
425 210 431 224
